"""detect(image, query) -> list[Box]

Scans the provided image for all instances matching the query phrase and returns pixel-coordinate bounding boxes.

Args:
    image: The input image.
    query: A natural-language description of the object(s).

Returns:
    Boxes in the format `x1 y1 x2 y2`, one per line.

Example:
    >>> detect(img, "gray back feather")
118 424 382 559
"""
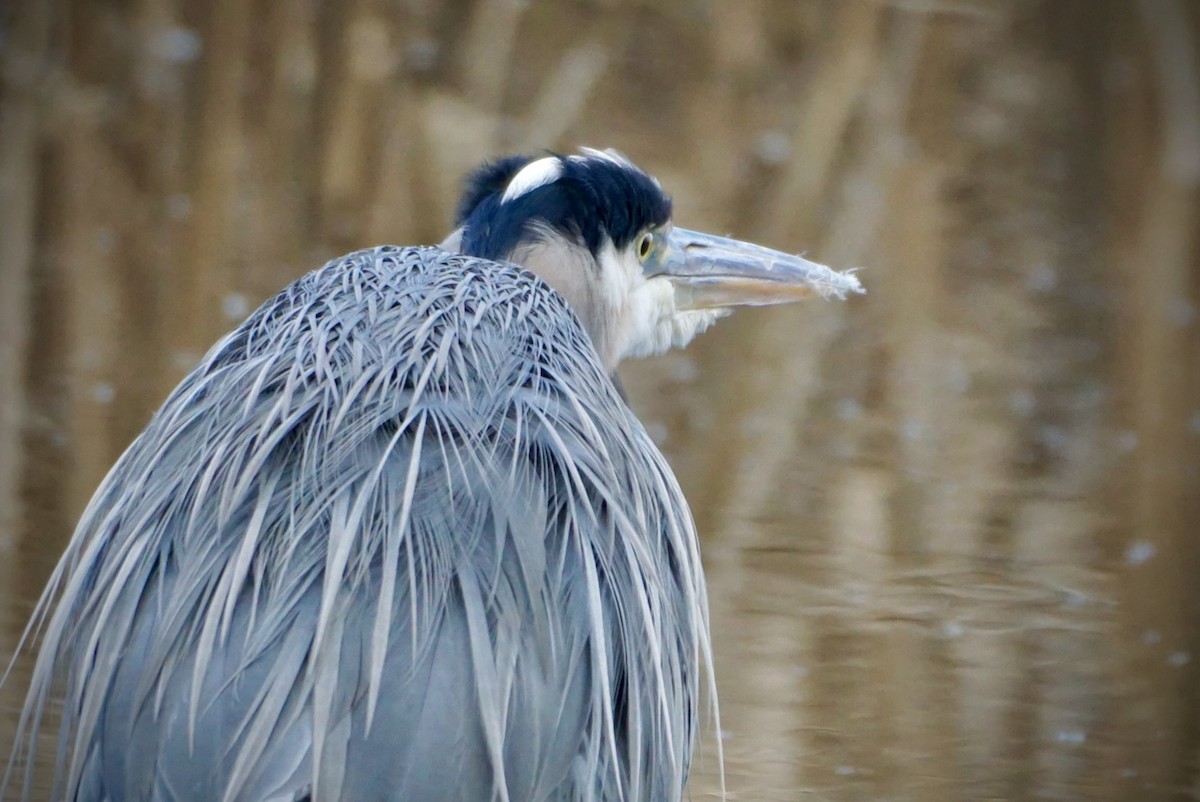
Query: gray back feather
4 246 714 802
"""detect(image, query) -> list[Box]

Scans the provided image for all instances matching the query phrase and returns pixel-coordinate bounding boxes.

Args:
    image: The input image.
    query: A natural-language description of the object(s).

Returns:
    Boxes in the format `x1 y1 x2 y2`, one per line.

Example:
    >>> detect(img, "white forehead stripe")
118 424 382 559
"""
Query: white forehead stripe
571 147 660 188
501 157 564 203
575 147 634 169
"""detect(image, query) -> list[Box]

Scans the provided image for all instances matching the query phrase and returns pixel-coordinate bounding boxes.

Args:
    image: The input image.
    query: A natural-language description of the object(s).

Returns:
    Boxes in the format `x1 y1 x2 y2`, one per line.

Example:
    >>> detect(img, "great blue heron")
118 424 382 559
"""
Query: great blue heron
3 148 861 801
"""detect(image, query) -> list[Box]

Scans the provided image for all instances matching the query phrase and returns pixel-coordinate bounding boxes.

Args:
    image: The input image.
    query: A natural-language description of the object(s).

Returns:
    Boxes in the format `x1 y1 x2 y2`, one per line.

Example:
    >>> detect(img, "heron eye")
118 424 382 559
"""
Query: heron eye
637 232 654 261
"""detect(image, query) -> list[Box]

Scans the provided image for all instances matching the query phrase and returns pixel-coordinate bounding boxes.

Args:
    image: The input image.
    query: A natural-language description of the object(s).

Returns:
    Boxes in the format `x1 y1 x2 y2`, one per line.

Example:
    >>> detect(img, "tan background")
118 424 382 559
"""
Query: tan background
2 0 1199 799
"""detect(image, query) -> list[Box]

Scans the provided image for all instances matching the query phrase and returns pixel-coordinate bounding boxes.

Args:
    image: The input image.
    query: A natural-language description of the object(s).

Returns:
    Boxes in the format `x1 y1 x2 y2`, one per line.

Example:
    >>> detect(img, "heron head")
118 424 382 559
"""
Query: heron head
443 148 863 372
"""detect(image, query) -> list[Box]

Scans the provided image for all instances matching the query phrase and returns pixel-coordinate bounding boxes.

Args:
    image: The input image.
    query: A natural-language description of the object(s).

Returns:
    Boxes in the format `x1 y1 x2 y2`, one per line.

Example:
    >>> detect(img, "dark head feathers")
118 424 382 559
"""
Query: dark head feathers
454 151 673 263
453 154 535 227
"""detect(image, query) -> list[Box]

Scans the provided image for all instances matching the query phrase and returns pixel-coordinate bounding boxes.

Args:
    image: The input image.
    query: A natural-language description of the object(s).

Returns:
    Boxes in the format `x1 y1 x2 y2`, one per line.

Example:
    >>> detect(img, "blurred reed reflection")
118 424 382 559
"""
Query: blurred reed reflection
2 1 1199 800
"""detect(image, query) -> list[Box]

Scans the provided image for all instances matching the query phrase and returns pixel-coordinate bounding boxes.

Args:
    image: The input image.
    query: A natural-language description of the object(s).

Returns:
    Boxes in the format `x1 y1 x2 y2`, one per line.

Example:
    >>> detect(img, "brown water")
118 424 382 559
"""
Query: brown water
0 498 1132 802
2 338 1188 802
3 0 1199 798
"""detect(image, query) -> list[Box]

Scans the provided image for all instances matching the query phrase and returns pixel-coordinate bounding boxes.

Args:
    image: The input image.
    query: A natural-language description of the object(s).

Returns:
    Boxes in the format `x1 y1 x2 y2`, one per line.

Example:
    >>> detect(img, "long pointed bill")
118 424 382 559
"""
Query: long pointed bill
654 228 864 311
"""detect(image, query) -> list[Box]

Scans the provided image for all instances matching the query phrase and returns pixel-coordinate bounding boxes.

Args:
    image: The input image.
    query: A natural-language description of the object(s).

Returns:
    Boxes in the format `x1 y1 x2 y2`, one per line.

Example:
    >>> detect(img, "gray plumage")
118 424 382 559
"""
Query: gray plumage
5 148 862 802
7 247 710 801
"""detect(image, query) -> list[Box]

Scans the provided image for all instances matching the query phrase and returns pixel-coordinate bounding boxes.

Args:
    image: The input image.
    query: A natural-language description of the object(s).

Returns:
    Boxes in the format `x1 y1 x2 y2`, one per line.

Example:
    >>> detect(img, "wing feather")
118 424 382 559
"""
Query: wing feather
2 246 715 802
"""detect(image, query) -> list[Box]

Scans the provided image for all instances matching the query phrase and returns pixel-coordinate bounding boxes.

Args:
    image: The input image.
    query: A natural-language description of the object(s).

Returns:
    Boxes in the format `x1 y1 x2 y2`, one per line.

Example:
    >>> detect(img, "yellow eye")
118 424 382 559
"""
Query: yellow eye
637 232 654 261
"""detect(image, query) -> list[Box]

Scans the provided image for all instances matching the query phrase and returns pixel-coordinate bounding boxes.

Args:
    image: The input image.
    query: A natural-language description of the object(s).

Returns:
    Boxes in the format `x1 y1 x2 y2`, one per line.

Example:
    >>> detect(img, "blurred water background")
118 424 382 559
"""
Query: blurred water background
2 1 1199 799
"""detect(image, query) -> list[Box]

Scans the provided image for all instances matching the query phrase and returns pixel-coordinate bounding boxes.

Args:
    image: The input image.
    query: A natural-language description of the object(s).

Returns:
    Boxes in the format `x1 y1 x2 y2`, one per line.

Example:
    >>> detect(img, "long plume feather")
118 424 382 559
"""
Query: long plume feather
2 246 715 801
